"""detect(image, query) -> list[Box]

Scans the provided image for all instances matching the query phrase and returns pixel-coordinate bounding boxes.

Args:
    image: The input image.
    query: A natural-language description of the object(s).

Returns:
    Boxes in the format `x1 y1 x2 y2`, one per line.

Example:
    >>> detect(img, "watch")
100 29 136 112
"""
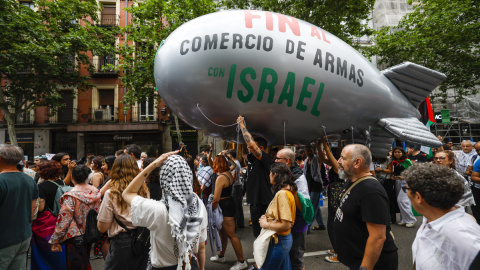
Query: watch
359 267 367 270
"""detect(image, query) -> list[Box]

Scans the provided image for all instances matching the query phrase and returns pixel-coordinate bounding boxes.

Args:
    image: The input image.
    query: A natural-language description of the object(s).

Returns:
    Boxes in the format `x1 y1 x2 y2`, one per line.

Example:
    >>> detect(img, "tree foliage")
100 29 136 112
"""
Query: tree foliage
219 0 375 47
365 0 480 103
119 0 216 107
0 0 117 145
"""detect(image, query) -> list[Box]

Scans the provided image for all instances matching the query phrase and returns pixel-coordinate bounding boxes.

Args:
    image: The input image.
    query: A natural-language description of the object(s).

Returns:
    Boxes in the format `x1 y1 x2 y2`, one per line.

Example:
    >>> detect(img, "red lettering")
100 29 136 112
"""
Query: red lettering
265 12 274 31
321 30 331 44
277 14 300 36
244 10 261 28
311 26 321 40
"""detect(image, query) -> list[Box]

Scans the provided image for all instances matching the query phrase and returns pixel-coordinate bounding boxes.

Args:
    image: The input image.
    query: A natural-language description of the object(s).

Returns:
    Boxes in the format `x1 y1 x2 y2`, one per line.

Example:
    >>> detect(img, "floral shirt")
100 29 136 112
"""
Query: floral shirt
49 184 101 244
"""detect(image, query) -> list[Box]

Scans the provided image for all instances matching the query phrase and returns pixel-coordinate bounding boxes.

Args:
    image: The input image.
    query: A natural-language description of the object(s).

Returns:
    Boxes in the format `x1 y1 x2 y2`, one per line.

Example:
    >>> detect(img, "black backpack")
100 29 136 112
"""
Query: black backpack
114 215 150 255
84 209 101 243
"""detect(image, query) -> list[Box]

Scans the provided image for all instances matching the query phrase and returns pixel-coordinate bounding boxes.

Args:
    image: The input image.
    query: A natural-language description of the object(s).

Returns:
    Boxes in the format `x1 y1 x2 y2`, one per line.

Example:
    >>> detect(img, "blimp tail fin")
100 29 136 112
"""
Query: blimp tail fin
382 62 446 108
377 117 442 148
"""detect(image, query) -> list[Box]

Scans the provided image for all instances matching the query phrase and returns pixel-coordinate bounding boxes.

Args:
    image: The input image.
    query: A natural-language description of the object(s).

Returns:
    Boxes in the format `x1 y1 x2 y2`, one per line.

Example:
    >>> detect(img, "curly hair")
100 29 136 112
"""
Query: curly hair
270 162 297 193
72 165 91 184
109 155 149 214
402 162 464 210
37 160 62 180
435 150 456 169
213 156 229 173
391 147 407 161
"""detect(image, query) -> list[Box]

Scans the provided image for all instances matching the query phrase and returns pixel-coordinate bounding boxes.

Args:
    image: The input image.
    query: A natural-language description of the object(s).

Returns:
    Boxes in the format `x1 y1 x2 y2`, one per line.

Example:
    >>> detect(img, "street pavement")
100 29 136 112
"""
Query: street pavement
33 198 420 270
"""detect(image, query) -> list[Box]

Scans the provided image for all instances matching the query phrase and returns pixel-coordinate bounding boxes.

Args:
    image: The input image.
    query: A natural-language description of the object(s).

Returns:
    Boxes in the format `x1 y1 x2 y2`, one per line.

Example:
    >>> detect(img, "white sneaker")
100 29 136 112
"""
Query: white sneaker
210 255 226 263
230 261 248 270
406 222 416 228
397 222 406 226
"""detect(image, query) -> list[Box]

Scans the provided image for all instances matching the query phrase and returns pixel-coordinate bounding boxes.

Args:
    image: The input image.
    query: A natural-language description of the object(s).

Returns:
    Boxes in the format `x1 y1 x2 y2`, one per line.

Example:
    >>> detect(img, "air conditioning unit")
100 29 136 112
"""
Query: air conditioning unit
93 109 110 121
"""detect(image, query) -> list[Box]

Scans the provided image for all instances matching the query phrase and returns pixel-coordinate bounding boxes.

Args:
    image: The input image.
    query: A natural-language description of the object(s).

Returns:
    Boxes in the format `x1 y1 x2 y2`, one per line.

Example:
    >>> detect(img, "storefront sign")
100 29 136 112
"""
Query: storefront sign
441 109 451 123
113 134 133 141
5 132 34 143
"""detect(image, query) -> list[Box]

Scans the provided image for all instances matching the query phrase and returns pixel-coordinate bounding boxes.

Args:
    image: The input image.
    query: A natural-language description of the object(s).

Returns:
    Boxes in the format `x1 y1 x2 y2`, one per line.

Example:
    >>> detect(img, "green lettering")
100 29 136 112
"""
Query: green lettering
226 64 236 98
296 77 315 112
278 72 295 107
238 67 256 103
311 83 324 117
257 68 277 103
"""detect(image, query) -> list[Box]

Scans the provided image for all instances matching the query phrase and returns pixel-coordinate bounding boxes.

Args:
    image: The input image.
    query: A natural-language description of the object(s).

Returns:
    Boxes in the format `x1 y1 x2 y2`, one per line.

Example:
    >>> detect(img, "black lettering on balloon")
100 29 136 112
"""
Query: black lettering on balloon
220 33 229 49
349 64 356 82
204 34 218 50
192 36 202 52
180 40 189 55
337 57 347 78
245 34 256 49
263 36 273 51
313 49 322 68
357 69 364 87
232 34 243 49
325 52 335 73
256 35 262 50
296 41 306 60
286 39 295 54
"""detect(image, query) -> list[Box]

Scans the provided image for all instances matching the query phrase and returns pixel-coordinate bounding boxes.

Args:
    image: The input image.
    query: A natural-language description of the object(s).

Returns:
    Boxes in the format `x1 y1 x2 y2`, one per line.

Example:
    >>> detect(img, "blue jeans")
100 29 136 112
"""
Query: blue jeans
308 192 325 231
260 233 293 270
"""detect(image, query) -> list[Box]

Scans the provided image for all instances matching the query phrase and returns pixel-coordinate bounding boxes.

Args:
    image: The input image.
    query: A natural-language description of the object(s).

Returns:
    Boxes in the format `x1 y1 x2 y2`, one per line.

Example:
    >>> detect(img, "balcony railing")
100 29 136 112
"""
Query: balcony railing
100 14 119 27
92 56 117 75
89 107 117 122
48 109 77 124
131 105 157 122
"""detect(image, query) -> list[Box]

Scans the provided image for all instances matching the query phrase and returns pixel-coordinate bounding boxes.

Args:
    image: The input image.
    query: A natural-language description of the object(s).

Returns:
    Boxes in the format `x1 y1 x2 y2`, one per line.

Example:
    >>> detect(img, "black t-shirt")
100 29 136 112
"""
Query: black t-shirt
408 153 427 163
38 179 65 214
306 162 323 192
334 177 397 269
246 151 273 205
392 162 406 177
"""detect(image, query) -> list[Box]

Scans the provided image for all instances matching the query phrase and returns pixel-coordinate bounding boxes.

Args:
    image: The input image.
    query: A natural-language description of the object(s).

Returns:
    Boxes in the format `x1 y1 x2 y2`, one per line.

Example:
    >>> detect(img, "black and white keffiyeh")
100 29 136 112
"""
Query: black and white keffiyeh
160 155 203 270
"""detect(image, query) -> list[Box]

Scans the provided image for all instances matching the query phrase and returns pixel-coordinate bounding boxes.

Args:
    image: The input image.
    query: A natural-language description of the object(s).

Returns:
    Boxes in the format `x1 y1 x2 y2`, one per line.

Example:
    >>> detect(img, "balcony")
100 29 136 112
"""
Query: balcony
99 14 119 27
48 109 77 124
90 107 117 123
92 56 118 77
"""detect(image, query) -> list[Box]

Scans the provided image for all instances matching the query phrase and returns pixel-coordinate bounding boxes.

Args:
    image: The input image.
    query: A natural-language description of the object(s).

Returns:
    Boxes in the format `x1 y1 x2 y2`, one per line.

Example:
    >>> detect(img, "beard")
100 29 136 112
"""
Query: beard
338 169 347 180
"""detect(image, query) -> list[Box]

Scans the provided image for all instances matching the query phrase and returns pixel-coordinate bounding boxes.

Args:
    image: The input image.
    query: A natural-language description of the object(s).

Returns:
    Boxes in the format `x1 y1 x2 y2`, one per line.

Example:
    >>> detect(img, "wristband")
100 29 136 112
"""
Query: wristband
359 266 367 270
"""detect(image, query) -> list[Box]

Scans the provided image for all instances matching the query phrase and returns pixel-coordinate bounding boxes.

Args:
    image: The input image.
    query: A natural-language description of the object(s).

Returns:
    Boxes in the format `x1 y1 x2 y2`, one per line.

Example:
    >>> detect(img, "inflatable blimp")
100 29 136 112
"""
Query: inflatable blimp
154 10 445 156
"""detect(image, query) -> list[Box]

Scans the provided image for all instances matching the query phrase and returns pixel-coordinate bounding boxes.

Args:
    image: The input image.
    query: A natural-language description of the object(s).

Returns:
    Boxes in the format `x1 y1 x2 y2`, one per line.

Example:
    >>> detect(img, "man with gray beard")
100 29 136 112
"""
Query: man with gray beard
335 144 398 270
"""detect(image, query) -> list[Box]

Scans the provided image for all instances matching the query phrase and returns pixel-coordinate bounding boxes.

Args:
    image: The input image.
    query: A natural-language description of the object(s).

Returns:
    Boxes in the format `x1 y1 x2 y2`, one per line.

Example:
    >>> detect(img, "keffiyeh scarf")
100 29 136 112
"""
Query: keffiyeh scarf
160 155 203 270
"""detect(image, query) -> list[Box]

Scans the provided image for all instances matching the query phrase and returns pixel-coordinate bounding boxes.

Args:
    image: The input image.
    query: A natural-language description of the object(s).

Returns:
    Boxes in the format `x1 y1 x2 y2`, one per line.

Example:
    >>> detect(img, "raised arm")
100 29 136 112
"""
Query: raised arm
237 115 262 160
122 150 179 206
223 151 237 172
321 138 340 174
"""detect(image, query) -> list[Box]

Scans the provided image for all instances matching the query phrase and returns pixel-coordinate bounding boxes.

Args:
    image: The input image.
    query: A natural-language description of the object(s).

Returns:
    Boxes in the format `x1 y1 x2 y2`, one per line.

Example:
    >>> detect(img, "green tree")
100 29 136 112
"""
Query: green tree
219 0 375 47
0 0 117 145
118 0 216 108
365 0 480 102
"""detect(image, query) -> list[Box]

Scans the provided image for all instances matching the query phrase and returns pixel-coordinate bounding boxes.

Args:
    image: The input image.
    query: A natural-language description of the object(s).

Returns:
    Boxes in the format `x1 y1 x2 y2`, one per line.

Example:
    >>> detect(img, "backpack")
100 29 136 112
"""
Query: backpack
49 181 73 216
84 209 101 243
114 215 151 255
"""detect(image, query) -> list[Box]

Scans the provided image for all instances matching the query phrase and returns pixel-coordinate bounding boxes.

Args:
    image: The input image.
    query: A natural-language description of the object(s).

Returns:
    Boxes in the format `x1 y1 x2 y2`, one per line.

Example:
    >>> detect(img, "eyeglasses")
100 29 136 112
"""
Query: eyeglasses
401 186 410 193
433 157 447 160
275 157 288 161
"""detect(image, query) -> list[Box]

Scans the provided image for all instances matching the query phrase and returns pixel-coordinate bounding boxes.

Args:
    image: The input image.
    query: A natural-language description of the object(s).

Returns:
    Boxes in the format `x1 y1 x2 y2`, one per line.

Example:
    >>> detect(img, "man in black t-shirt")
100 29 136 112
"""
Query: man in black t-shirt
407 145 428 163
335 144 398 270
237 115 274 237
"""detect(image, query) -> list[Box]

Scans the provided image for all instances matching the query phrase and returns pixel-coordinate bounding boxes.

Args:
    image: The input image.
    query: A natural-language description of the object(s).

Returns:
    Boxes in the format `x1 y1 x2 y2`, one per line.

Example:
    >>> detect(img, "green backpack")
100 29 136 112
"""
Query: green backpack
49 181 73 216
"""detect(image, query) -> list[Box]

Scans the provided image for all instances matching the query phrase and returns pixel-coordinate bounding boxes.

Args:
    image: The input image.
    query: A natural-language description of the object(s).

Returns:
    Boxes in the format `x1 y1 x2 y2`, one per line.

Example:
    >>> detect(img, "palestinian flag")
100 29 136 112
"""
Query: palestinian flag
425 97 435 159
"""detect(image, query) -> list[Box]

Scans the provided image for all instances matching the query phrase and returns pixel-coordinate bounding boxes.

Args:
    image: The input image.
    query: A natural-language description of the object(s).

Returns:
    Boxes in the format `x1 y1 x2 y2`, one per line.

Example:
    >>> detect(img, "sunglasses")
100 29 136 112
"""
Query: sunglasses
275 157 288 161
401 186 411 193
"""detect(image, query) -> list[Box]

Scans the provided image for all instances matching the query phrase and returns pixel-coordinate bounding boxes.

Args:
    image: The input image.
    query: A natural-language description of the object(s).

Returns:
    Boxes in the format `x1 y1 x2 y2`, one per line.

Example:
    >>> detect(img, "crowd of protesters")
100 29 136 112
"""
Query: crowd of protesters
1 118 480 270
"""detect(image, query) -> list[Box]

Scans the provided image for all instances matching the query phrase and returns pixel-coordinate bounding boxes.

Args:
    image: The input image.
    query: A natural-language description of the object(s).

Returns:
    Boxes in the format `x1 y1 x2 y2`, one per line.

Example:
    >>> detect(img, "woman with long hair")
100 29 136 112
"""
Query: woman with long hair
256 162 297 270
123 152 208 270
379 147 416 227
210 152 247 270
91 157 105 188
97 155 150 269
31 160 68 269
434 150 475 207
50 165 102 269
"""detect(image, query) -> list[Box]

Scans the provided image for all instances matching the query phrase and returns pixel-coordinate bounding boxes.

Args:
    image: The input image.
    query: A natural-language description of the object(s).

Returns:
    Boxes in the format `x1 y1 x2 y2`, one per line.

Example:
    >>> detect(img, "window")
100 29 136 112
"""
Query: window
100 4 117 27
139 96 155 121
99 90 115 121
21 2 35 10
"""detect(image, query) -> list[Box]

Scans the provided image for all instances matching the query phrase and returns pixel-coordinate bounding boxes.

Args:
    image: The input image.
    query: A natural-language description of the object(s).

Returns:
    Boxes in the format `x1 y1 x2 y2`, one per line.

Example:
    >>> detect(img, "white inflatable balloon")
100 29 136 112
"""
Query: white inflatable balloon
154 10 445 155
